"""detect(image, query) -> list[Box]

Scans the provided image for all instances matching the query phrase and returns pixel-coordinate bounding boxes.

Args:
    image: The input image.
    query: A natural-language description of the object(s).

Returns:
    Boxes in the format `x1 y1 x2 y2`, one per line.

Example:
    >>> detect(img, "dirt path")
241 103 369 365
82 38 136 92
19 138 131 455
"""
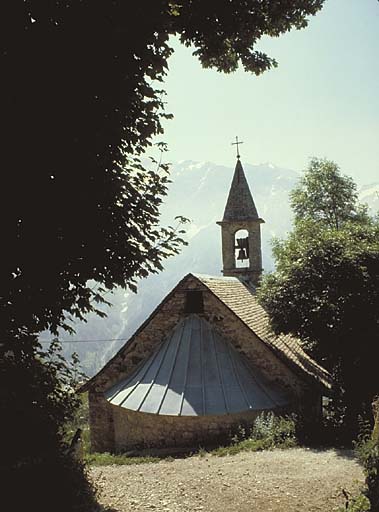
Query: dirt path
91 448 364 512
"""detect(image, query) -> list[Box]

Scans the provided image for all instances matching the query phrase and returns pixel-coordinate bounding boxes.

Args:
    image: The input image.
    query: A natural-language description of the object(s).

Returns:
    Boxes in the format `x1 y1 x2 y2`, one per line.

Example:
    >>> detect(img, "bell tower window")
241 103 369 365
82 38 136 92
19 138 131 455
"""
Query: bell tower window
235 229 249 268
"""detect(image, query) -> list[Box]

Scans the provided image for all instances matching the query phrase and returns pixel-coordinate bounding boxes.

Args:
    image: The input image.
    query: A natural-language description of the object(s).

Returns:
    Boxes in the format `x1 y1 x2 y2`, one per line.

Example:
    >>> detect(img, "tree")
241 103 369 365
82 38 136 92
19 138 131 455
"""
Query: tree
1 0 326 342
258 159 379 438
1 2 326 509
290 157 368 229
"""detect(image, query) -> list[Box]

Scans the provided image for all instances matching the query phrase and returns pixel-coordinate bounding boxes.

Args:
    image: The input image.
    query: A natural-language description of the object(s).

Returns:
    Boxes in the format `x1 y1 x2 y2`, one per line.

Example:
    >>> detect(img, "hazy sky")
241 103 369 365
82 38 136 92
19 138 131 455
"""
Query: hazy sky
158 0 379 186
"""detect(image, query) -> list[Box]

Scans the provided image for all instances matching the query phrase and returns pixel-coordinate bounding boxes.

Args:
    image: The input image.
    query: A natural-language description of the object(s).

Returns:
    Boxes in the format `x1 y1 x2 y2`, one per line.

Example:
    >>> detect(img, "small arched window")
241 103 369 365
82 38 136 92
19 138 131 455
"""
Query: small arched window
234 229 249 268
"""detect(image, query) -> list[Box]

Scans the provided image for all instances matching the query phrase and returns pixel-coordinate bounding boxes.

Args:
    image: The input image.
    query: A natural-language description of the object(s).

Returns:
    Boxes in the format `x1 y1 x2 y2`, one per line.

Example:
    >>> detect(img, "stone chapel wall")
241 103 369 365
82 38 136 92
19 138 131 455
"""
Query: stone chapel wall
112 407 278 452
87 275 320 453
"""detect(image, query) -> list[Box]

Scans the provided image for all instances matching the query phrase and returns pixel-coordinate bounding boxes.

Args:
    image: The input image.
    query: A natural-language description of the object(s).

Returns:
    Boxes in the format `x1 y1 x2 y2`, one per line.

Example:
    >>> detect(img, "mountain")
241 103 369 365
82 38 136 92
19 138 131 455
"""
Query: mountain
47 162 377 376
359 182 379 214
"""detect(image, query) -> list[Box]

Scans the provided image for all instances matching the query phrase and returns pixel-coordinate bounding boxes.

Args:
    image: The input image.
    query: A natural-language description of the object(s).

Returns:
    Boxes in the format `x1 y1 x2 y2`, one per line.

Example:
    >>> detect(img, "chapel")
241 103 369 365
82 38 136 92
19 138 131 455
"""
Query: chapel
82 150 331 453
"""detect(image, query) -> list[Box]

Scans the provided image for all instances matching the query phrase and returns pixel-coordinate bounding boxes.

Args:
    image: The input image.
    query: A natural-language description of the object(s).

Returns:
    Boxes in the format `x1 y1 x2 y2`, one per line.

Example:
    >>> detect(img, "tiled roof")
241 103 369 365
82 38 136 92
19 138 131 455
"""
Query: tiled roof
82 272 332 394
195 274 332 390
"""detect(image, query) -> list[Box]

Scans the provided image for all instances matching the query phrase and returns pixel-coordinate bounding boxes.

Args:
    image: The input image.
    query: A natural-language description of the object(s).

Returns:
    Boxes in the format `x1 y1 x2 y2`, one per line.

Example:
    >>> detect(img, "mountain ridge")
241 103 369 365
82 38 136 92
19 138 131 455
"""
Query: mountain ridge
45 161 378 376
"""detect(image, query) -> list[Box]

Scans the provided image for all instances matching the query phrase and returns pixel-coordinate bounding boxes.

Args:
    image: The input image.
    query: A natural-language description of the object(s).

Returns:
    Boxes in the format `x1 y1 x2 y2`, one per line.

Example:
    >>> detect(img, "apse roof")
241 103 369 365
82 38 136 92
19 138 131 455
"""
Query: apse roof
82 273 331 395
105 314 291 416
221 159 261 222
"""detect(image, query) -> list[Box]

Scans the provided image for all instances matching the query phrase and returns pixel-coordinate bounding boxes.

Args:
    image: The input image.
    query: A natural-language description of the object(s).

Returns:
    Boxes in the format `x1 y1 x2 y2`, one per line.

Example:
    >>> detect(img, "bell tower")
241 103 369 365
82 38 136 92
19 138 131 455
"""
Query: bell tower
217 138 264 287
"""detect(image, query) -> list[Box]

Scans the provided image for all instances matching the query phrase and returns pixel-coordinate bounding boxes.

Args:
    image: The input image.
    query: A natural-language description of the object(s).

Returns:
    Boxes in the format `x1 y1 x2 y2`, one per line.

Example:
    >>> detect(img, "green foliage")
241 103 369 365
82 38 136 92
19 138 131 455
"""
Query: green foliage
197 447 208 458
212 413 297 457
258 159 379 438
85 452 160 466
2 3 326 509
290 158 368 229
2 1 326 346
339 494 371 512
252 412 298 445
0 339 99 512
260 219 379 354
363 441 379 511
65 392 91 455
356 438 379 511
345 400 379 511
1 339 82 466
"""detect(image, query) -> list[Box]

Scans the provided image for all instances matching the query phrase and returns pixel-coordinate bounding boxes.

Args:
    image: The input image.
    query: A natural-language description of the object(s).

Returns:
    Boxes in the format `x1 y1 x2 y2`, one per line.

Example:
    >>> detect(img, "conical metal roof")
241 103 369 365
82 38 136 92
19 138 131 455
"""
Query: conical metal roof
105 315 290 416
222 159 259 221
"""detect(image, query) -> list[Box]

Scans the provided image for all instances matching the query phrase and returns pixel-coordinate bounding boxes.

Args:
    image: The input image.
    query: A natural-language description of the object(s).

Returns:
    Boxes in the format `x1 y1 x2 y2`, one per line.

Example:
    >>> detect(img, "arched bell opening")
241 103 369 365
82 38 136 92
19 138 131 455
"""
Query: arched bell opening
234 229 249 268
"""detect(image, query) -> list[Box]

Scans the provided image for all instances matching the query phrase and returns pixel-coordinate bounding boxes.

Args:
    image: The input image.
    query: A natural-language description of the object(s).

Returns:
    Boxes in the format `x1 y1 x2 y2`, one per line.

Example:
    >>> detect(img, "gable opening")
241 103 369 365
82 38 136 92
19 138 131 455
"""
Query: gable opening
184 290 204 314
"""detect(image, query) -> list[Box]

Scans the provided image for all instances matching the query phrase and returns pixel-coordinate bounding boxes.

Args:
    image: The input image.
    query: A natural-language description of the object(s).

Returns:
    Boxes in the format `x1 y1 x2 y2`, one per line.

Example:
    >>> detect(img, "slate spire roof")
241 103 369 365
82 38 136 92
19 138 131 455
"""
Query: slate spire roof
222 159 260 221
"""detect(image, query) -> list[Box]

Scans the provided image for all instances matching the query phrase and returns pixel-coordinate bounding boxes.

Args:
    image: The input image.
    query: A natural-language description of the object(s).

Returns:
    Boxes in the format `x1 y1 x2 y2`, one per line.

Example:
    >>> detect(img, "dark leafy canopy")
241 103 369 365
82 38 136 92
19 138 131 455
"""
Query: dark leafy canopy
260 220 379 358
1 4 327 510
258 159 379 436
1 1 325 340
1 338 99 511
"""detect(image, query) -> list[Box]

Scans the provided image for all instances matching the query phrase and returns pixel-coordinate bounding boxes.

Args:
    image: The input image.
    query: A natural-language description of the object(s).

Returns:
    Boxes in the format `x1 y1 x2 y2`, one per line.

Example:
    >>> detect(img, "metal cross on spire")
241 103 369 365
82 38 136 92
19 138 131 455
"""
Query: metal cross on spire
231 136 244 159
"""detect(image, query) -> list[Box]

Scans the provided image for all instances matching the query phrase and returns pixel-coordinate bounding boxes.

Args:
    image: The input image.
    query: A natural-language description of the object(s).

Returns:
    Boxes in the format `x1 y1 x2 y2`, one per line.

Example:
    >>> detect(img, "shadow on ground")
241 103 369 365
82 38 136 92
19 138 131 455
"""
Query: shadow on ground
306 446 358 461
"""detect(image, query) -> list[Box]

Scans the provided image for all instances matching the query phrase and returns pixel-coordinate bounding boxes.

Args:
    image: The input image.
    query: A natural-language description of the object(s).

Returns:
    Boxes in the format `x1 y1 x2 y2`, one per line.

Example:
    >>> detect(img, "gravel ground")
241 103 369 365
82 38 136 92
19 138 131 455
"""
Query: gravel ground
91 448 364 512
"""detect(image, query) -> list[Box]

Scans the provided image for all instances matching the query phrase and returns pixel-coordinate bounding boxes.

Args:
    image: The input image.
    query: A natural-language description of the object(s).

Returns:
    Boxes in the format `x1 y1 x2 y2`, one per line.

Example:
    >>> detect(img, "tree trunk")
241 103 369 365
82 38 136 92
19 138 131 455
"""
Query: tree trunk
372 397 379 444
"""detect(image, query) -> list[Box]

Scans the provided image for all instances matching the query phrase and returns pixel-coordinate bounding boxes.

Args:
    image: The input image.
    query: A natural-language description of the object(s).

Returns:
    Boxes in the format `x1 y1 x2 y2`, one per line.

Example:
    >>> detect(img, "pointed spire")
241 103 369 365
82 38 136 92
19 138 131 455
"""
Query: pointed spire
222 159 259 221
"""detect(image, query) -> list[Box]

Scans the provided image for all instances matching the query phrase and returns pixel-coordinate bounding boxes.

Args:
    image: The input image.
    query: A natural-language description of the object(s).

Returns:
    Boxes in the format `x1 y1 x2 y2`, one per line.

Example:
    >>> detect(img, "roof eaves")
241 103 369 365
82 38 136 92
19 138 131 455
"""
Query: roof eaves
196 276 332 391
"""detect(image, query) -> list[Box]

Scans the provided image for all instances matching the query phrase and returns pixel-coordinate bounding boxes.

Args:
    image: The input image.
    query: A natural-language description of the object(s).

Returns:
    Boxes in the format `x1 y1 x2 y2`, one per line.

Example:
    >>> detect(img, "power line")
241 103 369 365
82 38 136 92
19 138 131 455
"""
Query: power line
39 337 126 344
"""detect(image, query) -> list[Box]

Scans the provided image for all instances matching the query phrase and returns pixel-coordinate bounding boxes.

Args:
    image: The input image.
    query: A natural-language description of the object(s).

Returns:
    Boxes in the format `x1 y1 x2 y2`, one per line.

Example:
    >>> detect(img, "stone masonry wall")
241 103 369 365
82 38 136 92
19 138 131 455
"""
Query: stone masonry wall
219 220 263 285
87 274 315 452
88 392 116 452
113 406 270 452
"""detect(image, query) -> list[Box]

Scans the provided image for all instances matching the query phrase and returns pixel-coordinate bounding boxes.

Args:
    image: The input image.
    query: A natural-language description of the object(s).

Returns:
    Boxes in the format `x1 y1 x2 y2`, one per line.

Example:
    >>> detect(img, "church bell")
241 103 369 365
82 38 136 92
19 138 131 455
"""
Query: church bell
237 248 248 261
236 237 249 261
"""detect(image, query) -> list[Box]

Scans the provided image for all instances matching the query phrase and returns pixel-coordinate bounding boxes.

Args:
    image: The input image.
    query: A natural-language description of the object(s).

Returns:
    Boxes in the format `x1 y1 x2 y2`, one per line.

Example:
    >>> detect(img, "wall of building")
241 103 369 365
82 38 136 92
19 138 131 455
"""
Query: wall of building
218 220 263 285
87 275 320 453
112 407 268 452
89 389 320 453
88 392 115 453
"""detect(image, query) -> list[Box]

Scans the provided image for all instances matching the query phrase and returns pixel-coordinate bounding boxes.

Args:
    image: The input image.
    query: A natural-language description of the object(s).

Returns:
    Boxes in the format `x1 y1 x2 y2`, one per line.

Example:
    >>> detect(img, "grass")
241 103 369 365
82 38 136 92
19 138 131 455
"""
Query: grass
211 435 297 457
84 452 160 466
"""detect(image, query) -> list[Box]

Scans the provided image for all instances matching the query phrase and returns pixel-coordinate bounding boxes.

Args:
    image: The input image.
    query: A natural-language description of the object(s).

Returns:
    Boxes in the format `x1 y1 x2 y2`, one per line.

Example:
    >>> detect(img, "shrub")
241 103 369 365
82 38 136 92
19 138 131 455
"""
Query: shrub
353 399 379 512
213 413 297 457
1 339 100 512
356 439 379 512
340 494 371 512
252 412 297 447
